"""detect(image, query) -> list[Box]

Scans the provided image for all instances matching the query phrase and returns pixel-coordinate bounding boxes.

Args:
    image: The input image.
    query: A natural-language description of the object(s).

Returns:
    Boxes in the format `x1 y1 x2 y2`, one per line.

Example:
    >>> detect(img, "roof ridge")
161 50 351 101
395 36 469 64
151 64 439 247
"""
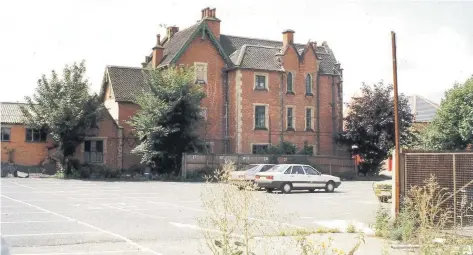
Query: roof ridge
244 44 280 50
221 34 306 47
1 102 28 105
107 65 143 70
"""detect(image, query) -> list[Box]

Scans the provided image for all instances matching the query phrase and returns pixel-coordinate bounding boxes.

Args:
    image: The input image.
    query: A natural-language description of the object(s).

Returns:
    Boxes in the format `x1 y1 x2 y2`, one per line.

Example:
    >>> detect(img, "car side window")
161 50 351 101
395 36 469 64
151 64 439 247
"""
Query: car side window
303 166 318 175
284 166 292 174
292 166 305 175
261 165 274 172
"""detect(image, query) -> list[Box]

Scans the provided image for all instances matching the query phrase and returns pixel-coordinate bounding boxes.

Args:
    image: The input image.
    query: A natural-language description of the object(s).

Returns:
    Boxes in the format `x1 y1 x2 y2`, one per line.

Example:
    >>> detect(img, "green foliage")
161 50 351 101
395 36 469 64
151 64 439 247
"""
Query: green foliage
299 141 314 155
129 66 205 174
255 141 298 155
422 75 473 150
21 61 104 176
336 81 414 174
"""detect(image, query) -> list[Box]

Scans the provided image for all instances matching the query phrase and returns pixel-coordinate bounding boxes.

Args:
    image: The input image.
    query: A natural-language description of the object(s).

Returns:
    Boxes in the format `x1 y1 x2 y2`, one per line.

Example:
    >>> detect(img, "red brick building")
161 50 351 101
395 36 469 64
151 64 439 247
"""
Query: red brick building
1 102 124 169
101 7 344 157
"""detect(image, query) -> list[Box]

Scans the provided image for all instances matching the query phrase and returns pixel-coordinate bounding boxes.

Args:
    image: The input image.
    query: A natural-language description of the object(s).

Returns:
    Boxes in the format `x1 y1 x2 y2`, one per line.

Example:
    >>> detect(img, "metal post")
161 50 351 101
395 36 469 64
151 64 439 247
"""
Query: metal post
453 154 457 228
391 31 401 215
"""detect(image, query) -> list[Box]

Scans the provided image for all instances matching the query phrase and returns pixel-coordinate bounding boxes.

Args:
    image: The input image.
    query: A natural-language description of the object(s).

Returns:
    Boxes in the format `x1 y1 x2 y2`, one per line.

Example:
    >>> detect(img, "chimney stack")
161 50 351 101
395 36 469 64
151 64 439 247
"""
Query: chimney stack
282 29 295 48
201 7 220 39
152 33 164 68
167 26 179 39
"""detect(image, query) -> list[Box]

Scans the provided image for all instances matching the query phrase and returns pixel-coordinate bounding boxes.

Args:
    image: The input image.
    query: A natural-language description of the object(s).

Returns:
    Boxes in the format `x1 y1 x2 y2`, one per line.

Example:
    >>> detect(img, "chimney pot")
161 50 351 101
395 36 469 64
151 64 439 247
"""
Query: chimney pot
156 34 161 46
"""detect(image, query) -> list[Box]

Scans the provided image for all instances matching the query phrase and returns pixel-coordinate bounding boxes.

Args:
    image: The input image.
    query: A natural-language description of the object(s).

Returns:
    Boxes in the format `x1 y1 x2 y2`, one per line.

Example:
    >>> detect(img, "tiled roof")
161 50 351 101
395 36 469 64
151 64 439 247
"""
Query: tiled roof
408 95 439 122
1 102 27 124
107 66 150 102
232 45 283 71
219 35 339 74
159 22 202 67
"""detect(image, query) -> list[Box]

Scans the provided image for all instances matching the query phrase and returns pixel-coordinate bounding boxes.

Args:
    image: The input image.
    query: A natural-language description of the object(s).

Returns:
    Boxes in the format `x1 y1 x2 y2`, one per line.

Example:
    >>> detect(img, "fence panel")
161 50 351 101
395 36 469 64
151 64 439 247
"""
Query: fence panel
400 151 473 226
182 153 355 179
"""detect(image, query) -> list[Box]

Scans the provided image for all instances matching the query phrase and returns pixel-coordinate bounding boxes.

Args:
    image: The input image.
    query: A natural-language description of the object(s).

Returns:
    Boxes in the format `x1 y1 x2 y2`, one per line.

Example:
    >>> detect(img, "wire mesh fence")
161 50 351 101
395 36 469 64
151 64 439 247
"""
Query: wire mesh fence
400 150 473 227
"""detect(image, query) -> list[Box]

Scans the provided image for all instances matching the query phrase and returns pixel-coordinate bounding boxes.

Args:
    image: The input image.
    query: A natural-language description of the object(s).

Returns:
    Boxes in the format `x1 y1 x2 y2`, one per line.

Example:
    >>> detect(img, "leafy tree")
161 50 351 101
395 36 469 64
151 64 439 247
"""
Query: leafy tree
130 66 205 174
21 61 103 175
336 81 414 174
422 76 473 150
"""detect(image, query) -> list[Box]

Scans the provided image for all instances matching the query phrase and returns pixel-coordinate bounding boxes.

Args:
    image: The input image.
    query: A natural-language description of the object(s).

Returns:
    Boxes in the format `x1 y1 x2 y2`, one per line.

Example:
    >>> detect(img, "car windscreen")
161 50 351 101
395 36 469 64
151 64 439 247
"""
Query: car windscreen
267 165 288 172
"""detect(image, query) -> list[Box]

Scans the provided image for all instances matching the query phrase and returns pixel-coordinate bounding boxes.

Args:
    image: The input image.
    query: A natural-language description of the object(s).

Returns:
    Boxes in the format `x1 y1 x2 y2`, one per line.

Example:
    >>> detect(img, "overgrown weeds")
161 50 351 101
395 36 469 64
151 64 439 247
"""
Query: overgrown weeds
374 175 473 254
198 161 366 255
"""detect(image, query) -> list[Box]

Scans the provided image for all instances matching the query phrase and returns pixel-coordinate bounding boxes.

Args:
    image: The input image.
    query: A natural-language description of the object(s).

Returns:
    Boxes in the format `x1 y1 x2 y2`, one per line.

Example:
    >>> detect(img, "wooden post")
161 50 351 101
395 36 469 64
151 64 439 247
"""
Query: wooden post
453 154 457 228
391 31 401 215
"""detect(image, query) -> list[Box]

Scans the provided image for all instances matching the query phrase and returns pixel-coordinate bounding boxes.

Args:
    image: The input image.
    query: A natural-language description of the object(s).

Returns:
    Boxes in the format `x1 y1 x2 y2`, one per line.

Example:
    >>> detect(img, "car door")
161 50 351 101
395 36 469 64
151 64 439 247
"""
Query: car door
303 165 324 188
291 165 308 188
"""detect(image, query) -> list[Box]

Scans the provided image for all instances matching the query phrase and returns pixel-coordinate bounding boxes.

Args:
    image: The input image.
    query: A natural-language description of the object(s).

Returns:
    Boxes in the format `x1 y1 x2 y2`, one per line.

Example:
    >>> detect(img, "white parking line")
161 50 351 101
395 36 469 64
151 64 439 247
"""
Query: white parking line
1 212 49 215
3 232 99 237
14 250 142 255
2 220 75 224
1 193 162 255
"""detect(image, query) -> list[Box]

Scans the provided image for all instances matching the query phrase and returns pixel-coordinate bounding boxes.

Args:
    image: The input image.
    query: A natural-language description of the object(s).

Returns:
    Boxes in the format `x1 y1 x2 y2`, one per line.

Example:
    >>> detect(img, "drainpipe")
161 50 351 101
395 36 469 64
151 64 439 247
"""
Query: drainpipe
280 72 285 147
223 70 229 153
315 72 320 155
331 75 336 156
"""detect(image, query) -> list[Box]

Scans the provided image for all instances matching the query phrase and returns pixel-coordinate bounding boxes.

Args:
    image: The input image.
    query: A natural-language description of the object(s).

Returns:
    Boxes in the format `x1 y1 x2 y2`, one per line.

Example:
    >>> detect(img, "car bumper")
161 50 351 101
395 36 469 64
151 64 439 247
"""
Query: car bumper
374 189 392 197
255 181 282 189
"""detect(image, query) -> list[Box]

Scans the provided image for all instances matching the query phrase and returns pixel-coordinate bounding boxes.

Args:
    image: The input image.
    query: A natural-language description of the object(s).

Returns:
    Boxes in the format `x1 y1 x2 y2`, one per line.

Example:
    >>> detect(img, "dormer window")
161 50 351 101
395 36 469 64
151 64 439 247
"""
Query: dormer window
194 62 208 84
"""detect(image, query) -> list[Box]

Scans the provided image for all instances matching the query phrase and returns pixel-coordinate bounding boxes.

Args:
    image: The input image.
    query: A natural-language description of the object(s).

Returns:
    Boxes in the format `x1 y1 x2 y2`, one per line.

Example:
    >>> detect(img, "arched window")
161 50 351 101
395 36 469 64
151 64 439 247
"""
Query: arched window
287 72 293 93
305 74 312 94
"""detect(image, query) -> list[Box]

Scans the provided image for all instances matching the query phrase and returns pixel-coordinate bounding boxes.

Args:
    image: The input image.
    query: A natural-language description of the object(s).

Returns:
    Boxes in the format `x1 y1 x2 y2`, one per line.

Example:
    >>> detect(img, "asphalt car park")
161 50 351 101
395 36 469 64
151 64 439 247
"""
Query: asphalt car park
1 178 386 254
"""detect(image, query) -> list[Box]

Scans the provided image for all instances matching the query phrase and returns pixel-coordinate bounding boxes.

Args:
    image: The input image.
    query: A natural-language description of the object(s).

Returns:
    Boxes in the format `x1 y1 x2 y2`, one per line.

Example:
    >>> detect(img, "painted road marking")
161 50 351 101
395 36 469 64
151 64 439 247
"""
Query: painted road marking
14 250 142 255
2 192 162 255
2 220 75 224
3 232 99 237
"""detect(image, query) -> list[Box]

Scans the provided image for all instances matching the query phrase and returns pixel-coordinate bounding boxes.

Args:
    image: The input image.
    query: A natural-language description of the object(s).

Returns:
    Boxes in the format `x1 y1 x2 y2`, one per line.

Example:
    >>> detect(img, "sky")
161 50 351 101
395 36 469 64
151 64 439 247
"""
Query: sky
1 0 472 104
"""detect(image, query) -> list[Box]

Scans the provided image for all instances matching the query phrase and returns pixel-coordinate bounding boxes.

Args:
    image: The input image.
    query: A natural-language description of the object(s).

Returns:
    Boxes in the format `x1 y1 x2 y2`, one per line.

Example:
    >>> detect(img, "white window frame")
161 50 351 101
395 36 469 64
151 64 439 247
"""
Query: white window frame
305 106 315 131
200 107 208 121
1 126 11 142
285 105 296 131
194 62 208 84
254 72 269 91
253 103 269 130
251 143 271 154
83 137 107 164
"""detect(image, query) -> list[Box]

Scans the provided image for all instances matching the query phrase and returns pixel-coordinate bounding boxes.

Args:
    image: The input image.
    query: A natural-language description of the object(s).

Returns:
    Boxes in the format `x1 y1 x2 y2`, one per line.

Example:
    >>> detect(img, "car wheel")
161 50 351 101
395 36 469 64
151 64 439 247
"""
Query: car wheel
266 188 274 193
378 196 388 203
308 189 315 193
325 181 335 193
281 183 292 194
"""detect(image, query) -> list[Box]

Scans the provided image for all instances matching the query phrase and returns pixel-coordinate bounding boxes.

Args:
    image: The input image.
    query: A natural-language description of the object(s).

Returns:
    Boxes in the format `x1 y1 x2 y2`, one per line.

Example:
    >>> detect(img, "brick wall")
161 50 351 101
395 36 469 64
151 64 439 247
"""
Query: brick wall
1 125 53 166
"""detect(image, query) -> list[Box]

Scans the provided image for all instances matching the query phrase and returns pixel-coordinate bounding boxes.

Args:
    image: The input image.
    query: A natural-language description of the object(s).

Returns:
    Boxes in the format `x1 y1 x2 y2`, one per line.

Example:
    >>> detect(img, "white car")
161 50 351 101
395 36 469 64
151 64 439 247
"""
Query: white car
255 164 341 193
230 164 275 183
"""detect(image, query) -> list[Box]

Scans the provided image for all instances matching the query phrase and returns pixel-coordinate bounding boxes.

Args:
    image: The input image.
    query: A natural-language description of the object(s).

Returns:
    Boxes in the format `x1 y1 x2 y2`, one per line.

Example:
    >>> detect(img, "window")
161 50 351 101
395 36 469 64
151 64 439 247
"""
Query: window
252 144 269 154
84 140 104 163
283 166 293 174
255 75 267 90
254 105 267 129
286 72 293 93
303 165 319 175
261 165 275 172
25 128 47 142
287 107 294 130
194 62 208 84
306 108 313 130
291 166 305 175
1 127 11 141
200 107 207 121
305 74 313 94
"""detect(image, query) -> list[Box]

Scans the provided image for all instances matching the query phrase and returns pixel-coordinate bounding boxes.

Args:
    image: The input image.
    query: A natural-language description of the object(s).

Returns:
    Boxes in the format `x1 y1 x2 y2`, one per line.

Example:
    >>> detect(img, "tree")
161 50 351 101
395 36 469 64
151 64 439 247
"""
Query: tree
130 66 205 174
422 76 473 150
21 61 103 175
336 81 414 174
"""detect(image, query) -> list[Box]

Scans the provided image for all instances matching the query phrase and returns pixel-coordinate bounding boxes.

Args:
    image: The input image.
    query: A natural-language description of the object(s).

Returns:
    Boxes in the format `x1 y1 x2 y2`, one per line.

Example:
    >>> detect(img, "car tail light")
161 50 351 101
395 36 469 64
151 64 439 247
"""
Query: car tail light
267 176 274 180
